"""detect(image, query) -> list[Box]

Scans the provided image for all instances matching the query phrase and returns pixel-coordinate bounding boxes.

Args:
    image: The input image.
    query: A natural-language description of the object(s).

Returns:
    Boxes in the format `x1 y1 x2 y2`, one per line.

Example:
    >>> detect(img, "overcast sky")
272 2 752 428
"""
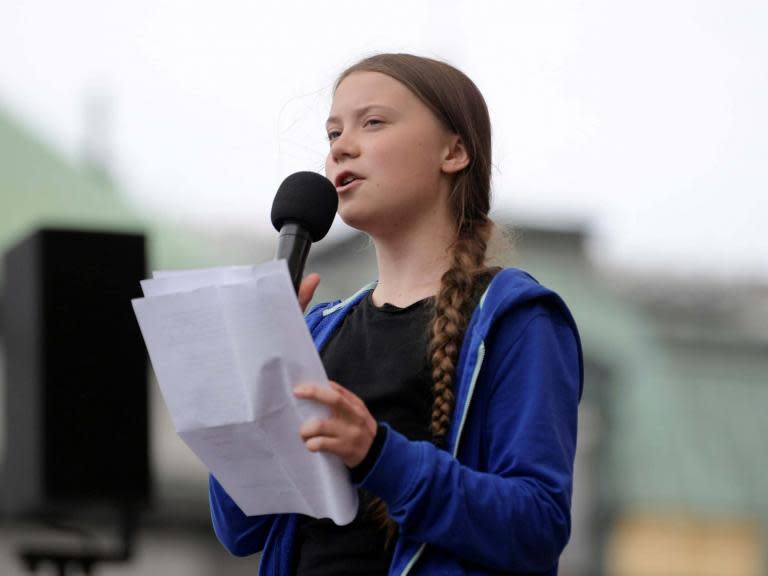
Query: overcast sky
1 1 766 279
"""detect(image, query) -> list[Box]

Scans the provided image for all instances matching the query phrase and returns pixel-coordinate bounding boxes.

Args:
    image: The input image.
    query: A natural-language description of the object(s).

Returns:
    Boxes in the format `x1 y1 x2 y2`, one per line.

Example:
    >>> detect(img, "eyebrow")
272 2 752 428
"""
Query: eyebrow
325 105 398 128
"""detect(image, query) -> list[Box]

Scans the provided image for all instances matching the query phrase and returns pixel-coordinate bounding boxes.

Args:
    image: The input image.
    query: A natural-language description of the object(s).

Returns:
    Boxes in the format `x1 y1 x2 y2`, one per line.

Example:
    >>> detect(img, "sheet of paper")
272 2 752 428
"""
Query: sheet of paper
132 260 357 524
140 261 284 297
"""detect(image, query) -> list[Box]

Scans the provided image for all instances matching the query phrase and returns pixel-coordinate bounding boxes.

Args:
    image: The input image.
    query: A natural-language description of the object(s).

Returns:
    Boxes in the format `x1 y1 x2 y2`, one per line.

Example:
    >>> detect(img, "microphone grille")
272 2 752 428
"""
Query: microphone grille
270 172 338 242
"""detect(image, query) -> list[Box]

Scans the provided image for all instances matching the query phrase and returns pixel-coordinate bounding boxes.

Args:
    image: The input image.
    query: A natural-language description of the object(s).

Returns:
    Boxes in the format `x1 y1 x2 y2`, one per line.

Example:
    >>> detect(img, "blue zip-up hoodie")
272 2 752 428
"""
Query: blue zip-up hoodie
209 268 583 575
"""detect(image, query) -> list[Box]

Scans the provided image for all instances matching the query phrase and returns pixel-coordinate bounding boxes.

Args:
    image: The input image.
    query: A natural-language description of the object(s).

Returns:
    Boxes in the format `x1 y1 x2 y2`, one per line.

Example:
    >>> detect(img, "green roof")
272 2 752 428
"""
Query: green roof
0 107 146 249
0 107 255 278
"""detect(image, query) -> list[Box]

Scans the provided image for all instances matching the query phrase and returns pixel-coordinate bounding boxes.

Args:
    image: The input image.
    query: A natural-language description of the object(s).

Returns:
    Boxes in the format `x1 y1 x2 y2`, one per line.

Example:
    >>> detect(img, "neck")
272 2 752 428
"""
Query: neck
370 211 456 308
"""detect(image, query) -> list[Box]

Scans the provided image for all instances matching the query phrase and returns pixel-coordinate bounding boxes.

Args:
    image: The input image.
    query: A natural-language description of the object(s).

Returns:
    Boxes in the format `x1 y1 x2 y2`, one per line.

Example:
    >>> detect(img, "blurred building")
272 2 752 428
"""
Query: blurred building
601 273 768 576
1 106 766 575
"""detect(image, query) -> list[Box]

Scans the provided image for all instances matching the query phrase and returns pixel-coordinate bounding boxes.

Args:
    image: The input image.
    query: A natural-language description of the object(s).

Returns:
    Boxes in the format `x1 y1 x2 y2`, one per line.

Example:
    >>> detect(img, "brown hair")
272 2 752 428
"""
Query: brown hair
335 53 496 545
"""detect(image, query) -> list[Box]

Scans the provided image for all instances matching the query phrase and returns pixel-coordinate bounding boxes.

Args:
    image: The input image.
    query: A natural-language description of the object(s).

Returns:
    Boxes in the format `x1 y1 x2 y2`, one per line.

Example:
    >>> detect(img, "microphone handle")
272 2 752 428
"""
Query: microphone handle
275 222 312 294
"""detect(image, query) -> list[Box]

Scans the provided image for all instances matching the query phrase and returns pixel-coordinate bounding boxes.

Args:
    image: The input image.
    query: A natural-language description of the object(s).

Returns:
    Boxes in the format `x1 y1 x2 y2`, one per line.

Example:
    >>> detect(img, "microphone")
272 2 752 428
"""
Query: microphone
271 171 338 294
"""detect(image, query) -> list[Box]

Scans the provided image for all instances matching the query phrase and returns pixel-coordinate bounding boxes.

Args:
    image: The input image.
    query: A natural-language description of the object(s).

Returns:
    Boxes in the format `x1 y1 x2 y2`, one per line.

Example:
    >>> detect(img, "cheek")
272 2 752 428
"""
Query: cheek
396 139 442 184
376 137 434 178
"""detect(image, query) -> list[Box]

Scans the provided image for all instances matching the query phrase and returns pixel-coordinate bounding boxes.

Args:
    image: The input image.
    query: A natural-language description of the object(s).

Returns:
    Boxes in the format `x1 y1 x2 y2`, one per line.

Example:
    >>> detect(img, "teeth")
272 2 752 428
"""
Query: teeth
342 175 356 185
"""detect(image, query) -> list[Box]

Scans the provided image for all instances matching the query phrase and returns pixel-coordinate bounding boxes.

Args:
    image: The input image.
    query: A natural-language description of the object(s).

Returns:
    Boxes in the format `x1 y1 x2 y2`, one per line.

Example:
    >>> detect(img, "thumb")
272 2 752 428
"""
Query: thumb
298 273 321 312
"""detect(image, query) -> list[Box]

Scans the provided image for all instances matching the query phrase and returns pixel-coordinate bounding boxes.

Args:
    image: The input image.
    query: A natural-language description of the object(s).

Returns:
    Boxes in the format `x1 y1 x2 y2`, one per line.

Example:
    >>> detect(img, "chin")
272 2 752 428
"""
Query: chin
338 199 408 236
337 209 371 233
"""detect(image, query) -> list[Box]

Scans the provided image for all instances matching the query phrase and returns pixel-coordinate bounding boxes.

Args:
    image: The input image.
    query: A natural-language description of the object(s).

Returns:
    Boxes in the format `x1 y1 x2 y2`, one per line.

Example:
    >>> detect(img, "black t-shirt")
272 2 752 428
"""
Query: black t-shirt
293 291 435 576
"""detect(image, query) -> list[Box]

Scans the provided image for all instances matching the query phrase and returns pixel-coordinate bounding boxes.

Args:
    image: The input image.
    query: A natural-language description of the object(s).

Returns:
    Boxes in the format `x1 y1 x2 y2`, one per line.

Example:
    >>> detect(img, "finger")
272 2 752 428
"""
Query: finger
294 384 348 413
328 381 367 411
304 435 368 468
299 417 346 441
298 273 321 312
328 380 347 394
304 436 347 457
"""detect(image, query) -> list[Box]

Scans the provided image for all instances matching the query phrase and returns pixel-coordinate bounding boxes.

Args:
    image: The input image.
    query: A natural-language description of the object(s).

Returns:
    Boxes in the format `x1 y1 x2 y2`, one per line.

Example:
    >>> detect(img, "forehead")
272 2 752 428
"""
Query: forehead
328 71 421 119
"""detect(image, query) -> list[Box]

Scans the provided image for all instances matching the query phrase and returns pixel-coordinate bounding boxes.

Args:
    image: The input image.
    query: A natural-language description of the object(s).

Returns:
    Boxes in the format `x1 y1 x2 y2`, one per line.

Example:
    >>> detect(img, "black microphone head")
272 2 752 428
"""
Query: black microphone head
271 171 338 242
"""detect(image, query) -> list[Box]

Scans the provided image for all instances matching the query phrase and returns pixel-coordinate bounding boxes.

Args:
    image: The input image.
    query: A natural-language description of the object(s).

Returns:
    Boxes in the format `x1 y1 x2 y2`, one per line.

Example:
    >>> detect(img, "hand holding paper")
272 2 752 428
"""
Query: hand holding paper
131 260 357 525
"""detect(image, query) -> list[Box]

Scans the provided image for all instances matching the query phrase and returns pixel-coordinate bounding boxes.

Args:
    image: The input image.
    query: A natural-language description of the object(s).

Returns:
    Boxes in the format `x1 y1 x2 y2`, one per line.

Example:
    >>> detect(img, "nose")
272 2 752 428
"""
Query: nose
328 129 360 164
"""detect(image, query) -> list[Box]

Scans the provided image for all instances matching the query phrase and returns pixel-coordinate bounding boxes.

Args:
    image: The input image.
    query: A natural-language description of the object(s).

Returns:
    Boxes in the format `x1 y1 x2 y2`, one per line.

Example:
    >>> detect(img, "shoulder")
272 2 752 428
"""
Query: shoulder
305 300 340 320
304 300 340 333
473 267 584 398
473 267 577 335
303 280 377 332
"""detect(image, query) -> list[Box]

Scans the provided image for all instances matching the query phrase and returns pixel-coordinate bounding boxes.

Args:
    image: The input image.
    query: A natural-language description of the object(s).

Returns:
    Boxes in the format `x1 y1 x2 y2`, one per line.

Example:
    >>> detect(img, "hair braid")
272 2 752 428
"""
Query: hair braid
429 219 493 445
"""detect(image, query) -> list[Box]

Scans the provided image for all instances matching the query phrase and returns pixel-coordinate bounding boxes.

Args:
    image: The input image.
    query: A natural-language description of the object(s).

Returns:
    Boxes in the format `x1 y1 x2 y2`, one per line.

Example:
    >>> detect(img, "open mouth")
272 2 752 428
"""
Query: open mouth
335 171 364 189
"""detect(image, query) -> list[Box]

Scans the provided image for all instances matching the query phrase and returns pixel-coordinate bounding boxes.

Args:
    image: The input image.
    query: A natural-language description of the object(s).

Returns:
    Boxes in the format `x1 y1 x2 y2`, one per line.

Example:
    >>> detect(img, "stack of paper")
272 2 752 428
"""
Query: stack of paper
131 259 357 525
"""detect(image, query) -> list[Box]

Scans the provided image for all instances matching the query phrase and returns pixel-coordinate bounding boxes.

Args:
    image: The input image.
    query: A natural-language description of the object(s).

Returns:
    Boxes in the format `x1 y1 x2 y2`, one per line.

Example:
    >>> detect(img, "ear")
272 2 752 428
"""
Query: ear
440 134 470 175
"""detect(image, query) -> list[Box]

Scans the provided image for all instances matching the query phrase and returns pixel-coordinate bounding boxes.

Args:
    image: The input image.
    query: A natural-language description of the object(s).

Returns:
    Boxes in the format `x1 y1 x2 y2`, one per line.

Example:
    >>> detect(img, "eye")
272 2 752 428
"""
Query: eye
364 118 383 128
327 129 341 142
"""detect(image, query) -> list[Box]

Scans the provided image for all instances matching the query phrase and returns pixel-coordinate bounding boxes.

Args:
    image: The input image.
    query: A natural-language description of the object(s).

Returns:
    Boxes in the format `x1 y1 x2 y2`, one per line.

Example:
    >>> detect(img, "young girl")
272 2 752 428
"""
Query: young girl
209 53 583 575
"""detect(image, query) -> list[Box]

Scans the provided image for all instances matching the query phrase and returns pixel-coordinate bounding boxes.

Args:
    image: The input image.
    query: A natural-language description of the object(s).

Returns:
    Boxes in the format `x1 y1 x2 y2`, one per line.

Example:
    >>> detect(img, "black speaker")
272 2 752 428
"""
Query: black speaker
1 228 150 516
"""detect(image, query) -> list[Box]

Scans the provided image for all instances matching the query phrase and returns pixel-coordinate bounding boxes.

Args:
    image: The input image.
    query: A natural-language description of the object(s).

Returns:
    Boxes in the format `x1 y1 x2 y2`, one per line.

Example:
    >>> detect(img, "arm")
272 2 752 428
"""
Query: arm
208 474 278 556
359 308 582 572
